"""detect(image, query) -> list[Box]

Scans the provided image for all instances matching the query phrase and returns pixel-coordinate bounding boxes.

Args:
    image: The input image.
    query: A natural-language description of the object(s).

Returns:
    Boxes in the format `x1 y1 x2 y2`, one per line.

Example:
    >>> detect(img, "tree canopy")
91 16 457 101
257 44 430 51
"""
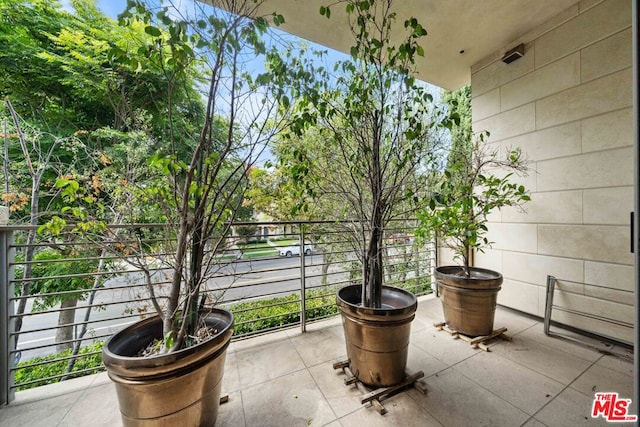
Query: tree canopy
0 0 203 139
270 0 447 307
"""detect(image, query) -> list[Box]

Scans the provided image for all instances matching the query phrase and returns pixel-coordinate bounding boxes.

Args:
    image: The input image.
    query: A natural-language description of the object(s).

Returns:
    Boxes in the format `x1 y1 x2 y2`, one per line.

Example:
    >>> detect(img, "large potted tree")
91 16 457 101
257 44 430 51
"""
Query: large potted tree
417 129 530 337
282 0 441 387
43 1 291 425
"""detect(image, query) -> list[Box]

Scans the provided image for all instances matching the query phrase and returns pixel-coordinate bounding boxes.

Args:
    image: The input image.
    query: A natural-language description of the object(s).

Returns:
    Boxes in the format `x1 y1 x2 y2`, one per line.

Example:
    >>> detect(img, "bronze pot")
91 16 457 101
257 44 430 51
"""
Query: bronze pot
435 266 502 337
336 285 417 387
102 309 233 427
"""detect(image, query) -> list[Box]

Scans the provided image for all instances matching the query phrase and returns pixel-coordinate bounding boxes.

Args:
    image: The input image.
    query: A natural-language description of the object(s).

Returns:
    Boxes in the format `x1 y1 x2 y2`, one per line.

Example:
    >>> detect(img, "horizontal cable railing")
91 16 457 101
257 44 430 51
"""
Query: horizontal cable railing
1 219 434 401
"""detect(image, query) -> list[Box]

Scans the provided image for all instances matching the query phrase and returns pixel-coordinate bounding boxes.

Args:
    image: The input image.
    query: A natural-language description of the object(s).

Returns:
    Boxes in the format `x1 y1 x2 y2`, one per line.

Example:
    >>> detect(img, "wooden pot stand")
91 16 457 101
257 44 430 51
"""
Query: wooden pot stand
332 360 428 415
433 322 511 351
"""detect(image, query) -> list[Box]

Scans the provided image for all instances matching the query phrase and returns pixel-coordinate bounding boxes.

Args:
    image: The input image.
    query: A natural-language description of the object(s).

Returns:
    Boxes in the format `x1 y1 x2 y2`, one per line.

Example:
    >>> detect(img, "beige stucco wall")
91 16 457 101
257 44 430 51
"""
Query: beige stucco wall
468 0 633 343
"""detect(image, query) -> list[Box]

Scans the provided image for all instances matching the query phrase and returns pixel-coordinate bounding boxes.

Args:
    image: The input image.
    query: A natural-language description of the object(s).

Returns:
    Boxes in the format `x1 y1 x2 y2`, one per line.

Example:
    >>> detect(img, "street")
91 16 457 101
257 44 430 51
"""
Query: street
14 253 349 361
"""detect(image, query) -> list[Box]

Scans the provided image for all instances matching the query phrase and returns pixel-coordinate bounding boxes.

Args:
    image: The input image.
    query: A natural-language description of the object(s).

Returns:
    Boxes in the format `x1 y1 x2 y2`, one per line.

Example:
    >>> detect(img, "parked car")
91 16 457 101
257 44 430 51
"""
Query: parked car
278 242 313 257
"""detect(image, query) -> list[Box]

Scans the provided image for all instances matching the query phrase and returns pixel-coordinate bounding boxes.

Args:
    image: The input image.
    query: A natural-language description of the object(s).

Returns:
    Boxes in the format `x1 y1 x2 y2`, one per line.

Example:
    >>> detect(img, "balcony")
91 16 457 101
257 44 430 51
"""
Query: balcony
0 295 634 426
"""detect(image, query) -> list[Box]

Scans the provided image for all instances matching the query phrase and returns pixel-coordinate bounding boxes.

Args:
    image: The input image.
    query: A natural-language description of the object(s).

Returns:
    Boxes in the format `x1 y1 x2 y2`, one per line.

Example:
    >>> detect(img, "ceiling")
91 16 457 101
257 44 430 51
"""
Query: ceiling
214 0 582 90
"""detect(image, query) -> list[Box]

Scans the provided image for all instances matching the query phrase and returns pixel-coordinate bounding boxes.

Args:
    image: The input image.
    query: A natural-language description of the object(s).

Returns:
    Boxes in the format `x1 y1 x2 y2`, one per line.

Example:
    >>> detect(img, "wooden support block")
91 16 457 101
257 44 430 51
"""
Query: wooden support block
440 324 460 338
343 365 355 378
347 367 383 413
372 400 387 415
333 360 350 370
433 321 511 351
469 327 507 345
414 380 428 395
344 366 366 393
344 375 358 385
334 362 424 416
360 371 425 404
220 394 229 404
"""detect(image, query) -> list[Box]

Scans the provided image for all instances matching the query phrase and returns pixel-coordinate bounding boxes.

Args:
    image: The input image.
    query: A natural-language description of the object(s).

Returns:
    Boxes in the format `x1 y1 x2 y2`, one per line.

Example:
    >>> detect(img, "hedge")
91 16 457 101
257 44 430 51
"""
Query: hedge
15 342 105 391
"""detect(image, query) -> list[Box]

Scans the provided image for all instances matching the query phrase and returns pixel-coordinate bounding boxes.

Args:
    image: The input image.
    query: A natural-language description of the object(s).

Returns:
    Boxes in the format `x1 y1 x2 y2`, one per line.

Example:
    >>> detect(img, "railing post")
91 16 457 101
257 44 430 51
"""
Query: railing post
1 229 15 405
299 224 306 333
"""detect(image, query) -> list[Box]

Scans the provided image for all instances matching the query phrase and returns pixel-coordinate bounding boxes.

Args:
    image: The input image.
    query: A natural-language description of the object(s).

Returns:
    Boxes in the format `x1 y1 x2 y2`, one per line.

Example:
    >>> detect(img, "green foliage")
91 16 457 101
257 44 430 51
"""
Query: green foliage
441 85 472 169
0 0 202 138
37 0 298 354
395 277 432 296
230 290 338 335
0 0 203 230
14 248 99 310
14 341 105 391
235 224 259 241
272 0 444 307
416 134 531 276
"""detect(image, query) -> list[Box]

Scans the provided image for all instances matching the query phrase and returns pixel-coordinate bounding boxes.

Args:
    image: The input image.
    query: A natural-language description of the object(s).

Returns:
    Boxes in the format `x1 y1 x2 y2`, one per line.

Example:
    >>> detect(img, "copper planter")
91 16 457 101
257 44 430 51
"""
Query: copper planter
102 309 233 427
337 285 417 387
435 266 502 337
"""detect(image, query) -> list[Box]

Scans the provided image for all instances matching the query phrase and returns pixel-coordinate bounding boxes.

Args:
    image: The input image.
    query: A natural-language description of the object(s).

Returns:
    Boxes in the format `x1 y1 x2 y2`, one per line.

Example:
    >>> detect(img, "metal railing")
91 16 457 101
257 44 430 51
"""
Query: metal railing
1 219 435 404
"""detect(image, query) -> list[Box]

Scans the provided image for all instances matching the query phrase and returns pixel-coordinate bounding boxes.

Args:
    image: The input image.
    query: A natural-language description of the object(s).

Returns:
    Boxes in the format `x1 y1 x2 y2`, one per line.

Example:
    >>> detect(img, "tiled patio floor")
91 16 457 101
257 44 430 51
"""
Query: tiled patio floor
0 294 635 426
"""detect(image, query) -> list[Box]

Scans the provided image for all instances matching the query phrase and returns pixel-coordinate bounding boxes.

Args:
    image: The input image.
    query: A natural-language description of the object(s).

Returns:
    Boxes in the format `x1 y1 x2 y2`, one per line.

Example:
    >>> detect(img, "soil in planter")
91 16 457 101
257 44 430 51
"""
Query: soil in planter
137 326 220 357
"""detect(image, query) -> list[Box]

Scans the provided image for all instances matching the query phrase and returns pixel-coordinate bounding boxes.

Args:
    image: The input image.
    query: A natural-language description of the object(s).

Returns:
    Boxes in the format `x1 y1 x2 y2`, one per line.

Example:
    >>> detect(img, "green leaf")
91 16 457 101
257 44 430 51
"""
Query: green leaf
144 25 162 37
273 14 285 26
164 331 174 350
320 6 331 18
281 95 290 109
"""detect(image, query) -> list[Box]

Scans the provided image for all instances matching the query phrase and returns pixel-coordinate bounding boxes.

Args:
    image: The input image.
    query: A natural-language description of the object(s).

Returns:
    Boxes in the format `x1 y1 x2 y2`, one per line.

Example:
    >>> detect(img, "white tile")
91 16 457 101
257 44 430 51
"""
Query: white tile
236 339 306 388
535 0 630 68
241 369 337 427
537 147 633 192
583 186 633 225
455 351 565 415
498 279 542 317
536 68 632 130
538 224 633 264
474 103 536 142
584 261 634 292
339 393 442 427
535 387 611 426
503 122 581 162
505 190 582 224
415 368 529 426
582 107 633 153
502 251 584 286
501 53 580 111
490 332 595 385
485 223 538 253
289 325 346 367
472 88 500 121
571 362 634 399
581 28 631 82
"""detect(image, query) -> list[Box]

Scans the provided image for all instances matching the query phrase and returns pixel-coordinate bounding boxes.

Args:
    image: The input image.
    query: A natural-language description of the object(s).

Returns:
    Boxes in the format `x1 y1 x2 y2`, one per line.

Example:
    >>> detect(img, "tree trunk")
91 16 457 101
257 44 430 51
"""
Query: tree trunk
365 116 384 308
56 298 78 353
321 253 330 285
365 225 383 308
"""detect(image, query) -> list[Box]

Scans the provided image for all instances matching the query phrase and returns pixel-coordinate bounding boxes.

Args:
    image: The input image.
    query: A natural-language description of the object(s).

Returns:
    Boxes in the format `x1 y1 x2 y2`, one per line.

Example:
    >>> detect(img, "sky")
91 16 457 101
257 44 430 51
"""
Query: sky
60 0 126 18
97 0 127 18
